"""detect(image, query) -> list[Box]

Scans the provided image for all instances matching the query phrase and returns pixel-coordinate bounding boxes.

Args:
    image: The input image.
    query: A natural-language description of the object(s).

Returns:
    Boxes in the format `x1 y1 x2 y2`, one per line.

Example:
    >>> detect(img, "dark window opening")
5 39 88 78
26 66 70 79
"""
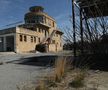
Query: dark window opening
52 40 55 44
39 28 41 32
20 35 23 41
34 37 36 43
53 22 55 27
38 38 40 43
31 36 33 42
24 35 27 42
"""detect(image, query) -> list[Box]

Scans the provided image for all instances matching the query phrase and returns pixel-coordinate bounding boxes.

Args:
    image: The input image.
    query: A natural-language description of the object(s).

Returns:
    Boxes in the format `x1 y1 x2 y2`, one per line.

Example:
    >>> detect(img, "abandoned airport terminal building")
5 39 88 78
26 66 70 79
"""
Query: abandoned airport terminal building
0 6 63 53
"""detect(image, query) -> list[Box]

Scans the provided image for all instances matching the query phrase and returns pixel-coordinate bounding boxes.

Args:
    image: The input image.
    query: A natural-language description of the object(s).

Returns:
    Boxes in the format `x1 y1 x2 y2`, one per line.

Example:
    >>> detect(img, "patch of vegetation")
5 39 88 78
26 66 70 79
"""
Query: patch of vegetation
35 80 50 90
53 57 72 82
69 70 86 88
35 57 72 90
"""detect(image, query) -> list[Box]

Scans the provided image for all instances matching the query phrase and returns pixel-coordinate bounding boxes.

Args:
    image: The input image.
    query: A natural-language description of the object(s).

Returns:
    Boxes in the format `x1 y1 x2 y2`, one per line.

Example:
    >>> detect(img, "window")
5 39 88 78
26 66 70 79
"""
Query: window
34 37 36 43
52 40 55 44
53 22 55 27
24 35 27 42
56 34 58 37
20 35 23 41
0 37 3 43
31 20 35 23
31 36 33 42
38 38 40 43
30 28 33 30
39 28 41 32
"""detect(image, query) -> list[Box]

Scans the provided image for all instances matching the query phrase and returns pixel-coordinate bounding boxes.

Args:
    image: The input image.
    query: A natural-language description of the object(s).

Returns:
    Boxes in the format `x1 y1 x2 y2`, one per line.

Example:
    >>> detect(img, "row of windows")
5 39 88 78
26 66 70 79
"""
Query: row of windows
25 15 55 27
19 35 40 43
29 27 49 35
19 34 62 47
20 35 27 42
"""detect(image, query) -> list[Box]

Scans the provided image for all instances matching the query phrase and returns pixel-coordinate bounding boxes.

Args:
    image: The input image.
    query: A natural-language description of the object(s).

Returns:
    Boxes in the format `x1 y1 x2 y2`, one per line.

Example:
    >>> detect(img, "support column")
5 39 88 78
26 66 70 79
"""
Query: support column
14 34 16 53
14 34 19 53
3 36 6 51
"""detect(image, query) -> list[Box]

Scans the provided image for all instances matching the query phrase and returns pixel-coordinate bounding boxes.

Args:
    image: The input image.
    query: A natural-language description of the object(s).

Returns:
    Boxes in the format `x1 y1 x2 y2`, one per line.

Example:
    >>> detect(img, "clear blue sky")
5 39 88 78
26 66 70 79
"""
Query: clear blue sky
0 0 72 29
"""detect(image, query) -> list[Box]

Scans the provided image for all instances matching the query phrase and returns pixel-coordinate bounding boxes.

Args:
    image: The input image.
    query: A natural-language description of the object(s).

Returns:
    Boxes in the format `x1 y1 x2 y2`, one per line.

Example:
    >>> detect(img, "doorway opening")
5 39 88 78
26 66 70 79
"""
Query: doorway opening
6 36 14 51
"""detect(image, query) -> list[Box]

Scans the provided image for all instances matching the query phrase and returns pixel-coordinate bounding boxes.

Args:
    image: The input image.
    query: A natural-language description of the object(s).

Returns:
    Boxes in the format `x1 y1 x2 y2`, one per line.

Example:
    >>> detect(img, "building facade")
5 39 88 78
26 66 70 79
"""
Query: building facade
0 6 63 53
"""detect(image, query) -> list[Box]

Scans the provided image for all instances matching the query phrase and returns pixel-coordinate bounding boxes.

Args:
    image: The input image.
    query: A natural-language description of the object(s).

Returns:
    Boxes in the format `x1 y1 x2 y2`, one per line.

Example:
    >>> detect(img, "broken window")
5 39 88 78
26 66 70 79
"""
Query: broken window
31 36 33 42
38 37 40 43
24 35 27 42
34 37 36 43
20 35 23 41
39 28 41 32
52 40 55 44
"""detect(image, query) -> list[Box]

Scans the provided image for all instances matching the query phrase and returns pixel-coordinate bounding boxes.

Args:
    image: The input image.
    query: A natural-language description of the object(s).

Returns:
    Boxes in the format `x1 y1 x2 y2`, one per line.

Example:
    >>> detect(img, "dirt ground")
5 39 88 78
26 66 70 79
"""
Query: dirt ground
49 70 108 90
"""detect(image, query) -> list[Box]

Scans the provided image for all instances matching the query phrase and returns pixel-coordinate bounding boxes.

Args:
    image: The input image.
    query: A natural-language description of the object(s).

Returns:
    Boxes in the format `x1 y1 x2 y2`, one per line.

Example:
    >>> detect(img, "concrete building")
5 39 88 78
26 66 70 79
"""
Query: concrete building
0 6 63 53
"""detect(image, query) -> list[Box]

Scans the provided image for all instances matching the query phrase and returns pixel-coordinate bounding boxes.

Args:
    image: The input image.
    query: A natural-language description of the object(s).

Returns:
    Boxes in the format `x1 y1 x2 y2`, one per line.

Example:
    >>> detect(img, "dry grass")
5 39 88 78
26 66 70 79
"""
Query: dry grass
53 57 72 82
18 57 90 90
35 57 72 90
69 70 86 88
35 80 49 90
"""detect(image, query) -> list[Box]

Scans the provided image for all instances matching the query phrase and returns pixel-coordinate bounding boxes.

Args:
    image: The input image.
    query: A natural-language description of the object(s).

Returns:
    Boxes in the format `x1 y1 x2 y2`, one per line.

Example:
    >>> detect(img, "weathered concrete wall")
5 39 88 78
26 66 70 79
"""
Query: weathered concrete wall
0 26 63 53
15 27 63 53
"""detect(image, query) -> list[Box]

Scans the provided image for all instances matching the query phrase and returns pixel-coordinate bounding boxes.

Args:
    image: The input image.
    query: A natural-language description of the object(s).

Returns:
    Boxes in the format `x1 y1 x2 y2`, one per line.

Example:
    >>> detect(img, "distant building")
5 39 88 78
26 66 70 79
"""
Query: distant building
0 6 63 53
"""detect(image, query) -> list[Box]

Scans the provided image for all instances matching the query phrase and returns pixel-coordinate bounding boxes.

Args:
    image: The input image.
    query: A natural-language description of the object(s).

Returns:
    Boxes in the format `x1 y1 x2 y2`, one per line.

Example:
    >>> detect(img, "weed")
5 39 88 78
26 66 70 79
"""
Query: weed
69 70 86 88
53 57 72 82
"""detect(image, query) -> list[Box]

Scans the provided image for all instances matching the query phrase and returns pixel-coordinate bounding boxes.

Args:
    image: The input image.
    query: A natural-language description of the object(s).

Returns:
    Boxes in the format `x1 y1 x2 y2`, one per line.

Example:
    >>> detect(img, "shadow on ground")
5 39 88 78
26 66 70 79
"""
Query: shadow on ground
10 54 108 71
12 55 73 67
17 56 58 67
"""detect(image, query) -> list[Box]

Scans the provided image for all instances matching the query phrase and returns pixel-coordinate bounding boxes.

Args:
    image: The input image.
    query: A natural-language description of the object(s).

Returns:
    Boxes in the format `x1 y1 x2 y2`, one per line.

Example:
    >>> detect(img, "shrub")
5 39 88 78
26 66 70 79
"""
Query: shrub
53 57 72 82
69 70 86 88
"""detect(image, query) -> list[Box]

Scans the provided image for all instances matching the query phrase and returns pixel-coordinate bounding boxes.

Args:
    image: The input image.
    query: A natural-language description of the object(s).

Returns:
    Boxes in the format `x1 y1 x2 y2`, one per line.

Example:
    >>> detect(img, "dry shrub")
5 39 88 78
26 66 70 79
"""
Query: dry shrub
35 57 73 89
53 57 72 82
35 80 48 90
69 69 87 88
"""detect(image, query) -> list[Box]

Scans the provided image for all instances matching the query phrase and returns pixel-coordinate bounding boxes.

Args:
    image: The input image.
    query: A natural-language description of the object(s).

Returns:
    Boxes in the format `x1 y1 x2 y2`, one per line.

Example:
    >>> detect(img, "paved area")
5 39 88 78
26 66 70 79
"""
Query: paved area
0 52 55 90
0 51 72 90
0 52 57 63
0 63 51 90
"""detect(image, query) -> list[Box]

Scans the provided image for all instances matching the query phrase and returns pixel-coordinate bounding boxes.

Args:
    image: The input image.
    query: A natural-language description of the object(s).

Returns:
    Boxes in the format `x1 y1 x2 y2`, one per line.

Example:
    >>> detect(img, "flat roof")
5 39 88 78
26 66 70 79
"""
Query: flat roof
0 27 16 35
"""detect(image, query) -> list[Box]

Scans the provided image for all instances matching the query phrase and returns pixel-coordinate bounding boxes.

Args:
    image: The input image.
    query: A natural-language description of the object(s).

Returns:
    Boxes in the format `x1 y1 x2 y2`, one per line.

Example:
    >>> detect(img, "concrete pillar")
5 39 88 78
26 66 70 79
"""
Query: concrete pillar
14 34 19 53
3 36 6 51
14 34 16 53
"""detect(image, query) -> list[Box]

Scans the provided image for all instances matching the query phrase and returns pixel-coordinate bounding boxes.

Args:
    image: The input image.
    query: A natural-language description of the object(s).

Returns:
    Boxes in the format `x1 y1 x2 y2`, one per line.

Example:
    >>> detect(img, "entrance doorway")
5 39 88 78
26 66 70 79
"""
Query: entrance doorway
0 37 3 51
6 36 14 51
